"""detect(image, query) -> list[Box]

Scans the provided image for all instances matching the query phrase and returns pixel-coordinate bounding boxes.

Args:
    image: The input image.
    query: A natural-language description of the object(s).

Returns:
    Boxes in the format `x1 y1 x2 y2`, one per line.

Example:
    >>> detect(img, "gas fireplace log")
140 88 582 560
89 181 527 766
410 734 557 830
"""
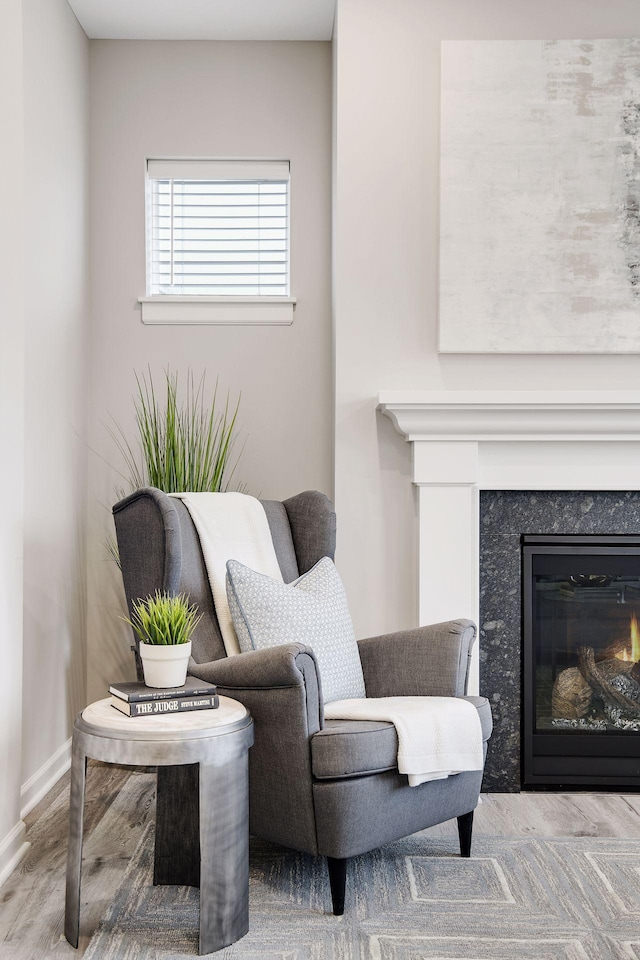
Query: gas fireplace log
601 636 635 660
577 646 640 714
551 667 593 719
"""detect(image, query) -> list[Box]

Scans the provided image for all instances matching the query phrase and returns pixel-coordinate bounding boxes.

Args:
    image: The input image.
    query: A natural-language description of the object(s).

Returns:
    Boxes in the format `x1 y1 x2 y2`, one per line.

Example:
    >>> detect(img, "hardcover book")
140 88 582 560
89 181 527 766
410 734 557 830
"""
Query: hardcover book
110 693 220 717
109 676 217 703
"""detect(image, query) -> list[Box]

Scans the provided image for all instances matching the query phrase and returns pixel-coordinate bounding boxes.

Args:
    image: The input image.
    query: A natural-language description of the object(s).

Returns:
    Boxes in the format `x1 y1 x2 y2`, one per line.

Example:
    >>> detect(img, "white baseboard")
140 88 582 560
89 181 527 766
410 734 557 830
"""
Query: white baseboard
20 737 72 820
0 740 72 888
0 821 30 889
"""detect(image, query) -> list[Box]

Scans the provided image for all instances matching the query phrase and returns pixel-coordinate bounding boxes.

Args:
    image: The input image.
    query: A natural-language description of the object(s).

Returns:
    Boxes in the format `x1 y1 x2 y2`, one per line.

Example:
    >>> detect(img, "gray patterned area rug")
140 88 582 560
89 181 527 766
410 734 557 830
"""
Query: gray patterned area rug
84 825 640 960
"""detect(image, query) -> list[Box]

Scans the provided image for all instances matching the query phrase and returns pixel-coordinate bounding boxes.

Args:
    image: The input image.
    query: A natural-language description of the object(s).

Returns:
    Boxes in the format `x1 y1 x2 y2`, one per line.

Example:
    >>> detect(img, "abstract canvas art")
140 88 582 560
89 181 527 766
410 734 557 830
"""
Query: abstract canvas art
439 39 640 353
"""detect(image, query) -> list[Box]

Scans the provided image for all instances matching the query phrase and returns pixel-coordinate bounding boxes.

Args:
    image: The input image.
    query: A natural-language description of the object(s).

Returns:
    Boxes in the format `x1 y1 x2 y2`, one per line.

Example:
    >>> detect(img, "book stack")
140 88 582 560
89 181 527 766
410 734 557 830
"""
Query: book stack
109 676 219 717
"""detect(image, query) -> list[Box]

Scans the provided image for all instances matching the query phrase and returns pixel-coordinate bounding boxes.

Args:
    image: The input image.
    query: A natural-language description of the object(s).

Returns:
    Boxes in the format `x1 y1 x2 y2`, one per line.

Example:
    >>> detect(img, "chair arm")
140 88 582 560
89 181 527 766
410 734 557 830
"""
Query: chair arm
357 619 477 698
189 642 323 734
189 642 324 855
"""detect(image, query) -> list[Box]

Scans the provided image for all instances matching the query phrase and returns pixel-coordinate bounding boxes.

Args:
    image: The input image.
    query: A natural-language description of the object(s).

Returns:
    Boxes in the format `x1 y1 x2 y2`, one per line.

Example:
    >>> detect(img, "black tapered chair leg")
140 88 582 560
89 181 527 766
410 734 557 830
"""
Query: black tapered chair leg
457 811 474 858
327 857 348 915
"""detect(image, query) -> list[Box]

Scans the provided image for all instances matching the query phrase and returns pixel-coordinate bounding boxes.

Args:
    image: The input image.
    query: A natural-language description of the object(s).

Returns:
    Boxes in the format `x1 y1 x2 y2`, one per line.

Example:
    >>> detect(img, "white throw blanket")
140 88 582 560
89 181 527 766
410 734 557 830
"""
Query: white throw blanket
324 696 483 786
171 492 283 656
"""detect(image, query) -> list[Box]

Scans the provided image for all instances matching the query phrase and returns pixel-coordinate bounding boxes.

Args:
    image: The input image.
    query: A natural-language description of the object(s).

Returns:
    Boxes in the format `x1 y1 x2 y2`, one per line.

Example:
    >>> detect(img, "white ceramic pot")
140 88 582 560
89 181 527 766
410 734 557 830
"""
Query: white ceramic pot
139 640 192 688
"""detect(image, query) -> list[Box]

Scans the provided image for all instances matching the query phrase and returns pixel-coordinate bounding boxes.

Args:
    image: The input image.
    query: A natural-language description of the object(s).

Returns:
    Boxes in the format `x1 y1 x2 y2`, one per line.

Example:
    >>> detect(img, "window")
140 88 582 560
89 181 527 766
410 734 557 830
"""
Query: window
145 158 290 299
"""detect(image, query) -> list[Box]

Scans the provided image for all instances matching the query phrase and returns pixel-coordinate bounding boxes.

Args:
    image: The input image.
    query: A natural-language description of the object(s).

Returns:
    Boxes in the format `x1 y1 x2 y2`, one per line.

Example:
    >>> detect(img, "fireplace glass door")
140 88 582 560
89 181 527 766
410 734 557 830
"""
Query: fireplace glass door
523 535 640 788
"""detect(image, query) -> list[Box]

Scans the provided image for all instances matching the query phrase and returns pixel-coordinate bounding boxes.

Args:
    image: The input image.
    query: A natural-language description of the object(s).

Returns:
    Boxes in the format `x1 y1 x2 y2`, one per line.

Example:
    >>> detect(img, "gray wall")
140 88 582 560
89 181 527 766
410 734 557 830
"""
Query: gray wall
87 40 333 699
0 0 26 879
21 0 89 796
334 0 640 642
0 0 89 876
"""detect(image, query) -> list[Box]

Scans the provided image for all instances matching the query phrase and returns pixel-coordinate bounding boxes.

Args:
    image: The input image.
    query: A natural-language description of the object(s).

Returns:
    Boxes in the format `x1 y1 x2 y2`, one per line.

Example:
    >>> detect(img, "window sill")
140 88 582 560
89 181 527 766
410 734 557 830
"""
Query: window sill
138 296 296 326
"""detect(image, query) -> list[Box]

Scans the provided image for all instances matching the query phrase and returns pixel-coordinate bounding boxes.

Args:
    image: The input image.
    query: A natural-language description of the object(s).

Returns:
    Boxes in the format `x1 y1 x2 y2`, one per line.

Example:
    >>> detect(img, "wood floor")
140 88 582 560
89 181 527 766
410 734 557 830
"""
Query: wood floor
1 764 640 960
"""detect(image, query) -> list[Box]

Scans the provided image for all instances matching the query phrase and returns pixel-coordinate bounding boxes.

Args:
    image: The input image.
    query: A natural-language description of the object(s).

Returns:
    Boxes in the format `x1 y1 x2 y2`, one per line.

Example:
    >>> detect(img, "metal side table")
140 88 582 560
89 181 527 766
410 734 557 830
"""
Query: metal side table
64 696 254 955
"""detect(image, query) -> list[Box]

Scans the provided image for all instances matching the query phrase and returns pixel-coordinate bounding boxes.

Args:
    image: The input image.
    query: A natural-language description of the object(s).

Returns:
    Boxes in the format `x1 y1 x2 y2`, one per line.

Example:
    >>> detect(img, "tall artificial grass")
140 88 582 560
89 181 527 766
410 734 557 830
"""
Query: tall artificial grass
109 369 243 496
106 369 244 566
124 591 202 646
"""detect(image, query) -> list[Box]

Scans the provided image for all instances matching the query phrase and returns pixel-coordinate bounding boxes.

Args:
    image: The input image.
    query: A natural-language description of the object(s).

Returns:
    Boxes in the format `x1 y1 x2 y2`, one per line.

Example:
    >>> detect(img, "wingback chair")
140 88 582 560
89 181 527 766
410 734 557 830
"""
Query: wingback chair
113 487 492 914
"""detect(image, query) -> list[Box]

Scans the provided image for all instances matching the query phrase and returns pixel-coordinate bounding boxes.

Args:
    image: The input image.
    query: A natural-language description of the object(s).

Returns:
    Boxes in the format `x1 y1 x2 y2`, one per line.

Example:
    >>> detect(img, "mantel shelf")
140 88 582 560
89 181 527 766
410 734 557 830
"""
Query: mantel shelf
378 391 640 442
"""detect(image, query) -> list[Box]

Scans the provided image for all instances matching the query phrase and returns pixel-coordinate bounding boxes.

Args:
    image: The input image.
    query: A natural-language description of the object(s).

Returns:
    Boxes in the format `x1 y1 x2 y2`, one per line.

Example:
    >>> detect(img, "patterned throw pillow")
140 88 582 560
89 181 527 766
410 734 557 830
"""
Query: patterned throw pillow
226 556 366 703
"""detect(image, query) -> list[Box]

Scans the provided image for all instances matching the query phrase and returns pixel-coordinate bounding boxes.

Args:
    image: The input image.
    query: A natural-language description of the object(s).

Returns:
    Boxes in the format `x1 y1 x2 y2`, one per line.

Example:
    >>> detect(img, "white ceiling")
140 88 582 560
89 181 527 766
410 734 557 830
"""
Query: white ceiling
67 0 336 41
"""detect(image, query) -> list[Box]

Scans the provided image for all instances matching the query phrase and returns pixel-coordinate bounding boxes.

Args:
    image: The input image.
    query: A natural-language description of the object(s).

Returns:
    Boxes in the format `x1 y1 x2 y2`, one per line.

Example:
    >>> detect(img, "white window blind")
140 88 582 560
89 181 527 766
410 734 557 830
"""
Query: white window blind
146 159 290 297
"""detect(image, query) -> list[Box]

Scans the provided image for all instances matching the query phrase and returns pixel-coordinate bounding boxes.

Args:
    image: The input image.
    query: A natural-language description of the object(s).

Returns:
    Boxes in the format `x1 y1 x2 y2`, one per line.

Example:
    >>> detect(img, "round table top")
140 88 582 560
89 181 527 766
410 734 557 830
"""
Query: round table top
79 695 250 741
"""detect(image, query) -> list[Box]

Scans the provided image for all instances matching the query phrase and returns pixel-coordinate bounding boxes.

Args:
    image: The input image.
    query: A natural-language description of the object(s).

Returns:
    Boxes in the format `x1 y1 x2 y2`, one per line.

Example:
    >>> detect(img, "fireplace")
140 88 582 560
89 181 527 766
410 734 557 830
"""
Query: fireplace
477 492 640 791
378 390 640 791
523 535 640 788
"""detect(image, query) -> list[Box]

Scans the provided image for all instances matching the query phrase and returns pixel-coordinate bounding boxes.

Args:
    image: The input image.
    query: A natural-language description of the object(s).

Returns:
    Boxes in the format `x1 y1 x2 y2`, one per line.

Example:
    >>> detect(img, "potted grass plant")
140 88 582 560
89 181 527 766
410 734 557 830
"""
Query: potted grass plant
125 591 202 688
106 369 244 682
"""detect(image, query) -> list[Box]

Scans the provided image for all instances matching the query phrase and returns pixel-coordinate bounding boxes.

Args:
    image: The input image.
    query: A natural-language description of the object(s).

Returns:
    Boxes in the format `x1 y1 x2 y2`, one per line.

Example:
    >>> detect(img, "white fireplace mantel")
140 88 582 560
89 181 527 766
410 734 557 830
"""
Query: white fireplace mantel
378 391 640 694
378 391 640 442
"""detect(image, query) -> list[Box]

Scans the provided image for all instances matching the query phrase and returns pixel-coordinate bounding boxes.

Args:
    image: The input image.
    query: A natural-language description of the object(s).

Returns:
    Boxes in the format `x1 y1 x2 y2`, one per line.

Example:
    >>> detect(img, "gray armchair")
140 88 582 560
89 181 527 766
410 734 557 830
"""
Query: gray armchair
113 487 492 914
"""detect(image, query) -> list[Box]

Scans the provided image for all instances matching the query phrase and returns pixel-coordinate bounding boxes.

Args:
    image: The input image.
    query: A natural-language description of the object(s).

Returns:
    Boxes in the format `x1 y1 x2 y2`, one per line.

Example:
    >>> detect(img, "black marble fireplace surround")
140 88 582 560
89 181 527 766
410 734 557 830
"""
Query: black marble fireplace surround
479 490 640 792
